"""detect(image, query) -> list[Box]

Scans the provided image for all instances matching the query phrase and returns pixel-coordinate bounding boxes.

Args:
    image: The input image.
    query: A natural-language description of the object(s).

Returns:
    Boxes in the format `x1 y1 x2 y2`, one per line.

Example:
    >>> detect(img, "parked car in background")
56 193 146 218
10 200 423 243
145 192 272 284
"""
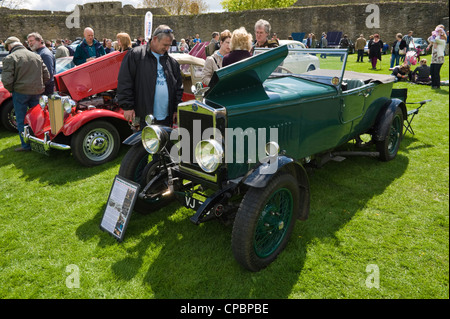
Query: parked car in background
326 31 343 48
257 40 320 73
364 40 389 55
338 38 355 54
409 37 429 54
23 51 205 166
118 45 411 271
0 55 75 133
0 79 14 131
68 39 81 52
55 56 75 74
279 39 306 49
0 46 14 132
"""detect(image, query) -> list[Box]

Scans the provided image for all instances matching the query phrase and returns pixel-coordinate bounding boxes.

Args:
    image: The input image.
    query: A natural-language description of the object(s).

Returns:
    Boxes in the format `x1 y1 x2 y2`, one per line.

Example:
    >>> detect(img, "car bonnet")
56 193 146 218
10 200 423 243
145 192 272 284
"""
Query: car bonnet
205 45 289 104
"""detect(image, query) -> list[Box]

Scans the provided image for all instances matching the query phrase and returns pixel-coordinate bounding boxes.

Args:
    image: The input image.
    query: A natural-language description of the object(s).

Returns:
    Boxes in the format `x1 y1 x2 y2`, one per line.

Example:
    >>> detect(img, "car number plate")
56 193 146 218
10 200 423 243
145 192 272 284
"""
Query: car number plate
30 140 50 156
184 195 204 211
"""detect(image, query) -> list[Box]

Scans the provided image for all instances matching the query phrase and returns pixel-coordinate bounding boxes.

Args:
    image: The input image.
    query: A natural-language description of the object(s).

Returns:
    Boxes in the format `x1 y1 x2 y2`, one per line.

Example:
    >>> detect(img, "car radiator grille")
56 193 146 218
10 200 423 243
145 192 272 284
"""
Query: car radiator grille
178 109 214 171
48 96 64 135
177 100 227 184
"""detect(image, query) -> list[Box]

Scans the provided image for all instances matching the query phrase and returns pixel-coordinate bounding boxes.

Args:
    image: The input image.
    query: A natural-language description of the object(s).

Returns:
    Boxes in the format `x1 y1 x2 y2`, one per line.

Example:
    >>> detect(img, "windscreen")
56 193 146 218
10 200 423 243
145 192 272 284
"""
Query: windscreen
253 47 347 88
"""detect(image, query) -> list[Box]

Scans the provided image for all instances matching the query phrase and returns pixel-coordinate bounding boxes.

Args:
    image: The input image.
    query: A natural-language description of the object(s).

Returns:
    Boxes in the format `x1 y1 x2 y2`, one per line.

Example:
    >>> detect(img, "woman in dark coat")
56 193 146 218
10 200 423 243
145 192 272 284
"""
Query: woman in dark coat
222 27 253 67
368 34 383 69
390 33 407 68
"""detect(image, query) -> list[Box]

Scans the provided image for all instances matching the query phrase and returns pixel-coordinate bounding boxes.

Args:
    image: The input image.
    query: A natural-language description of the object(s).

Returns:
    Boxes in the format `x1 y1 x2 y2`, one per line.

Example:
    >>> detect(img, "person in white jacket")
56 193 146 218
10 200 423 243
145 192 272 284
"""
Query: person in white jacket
428 26 447 89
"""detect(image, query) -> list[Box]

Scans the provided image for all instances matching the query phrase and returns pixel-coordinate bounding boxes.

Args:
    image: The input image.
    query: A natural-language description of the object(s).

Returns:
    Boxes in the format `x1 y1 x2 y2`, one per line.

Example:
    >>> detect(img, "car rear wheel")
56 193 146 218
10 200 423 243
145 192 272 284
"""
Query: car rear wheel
118 143 174 214
307 64 316 72
376 107 404 161
232 172 300 271
0 99 17 132
71 120 120 166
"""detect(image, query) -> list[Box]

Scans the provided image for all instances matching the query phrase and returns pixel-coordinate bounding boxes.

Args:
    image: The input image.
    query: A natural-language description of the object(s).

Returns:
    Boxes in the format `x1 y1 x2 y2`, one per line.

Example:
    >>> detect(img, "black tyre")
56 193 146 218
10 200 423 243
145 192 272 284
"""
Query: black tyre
307 64 316 72
0 99 17 132
232 172 300 271
118 142 173 214
376 107 404 161
71 120 121 166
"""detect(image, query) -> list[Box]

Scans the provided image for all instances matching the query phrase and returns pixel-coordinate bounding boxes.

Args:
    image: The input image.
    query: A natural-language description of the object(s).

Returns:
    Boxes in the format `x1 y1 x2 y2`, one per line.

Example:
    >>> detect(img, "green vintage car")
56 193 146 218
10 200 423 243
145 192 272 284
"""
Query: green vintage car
118 45 408 271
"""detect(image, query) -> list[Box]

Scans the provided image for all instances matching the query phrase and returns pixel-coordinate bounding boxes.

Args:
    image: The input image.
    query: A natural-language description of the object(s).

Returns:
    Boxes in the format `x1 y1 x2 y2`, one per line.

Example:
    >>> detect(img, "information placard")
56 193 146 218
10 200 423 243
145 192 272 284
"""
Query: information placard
100 175 140 242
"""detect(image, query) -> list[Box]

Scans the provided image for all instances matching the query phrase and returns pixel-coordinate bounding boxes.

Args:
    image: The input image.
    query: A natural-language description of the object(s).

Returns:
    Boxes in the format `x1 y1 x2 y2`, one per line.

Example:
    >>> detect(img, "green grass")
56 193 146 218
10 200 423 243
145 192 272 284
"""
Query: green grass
0 55 448 299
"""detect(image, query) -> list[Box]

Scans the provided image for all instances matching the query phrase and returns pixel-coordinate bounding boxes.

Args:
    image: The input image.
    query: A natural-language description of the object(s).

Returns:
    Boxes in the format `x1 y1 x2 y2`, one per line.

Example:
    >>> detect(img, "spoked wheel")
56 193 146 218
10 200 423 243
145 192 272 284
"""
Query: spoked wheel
71 120 120 166
0 99 17 132
232 172 300 271
376 107 404 161
118 142 173 214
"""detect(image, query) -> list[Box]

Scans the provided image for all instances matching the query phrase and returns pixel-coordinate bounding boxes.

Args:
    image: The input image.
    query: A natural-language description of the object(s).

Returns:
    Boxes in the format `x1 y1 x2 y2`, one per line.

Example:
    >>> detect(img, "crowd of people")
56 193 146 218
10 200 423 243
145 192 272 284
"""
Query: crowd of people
301 26 448 89
0 27 137 151
1 20 448 151
388 25 448 89
2 33 53 151
116 19 279 129
201 19 279 85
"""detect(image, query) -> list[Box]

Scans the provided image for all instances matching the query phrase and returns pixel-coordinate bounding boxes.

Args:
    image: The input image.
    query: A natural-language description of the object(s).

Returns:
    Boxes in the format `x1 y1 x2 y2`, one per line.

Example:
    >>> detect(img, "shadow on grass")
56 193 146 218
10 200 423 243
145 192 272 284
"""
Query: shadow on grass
0 140 130 185
77 151 410 299
401 134 435 153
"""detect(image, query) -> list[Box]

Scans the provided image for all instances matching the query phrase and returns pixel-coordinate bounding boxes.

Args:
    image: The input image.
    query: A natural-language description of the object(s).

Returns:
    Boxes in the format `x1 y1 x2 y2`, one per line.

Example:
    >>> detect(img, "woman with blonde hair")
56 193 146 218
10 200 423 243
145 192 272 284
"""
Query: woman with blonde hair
222 27 253 67
116 32 132 52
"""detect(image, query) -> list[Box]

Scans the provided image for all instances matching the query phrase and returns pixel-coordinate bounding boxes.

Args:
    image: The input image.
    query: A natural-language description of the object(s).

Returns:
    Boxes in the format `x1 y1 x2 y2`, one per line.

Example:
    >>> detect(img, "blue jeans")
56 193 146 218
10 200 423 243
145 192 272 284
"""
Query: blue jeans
357 49 364 62
390 52 400 68
12 92 40 149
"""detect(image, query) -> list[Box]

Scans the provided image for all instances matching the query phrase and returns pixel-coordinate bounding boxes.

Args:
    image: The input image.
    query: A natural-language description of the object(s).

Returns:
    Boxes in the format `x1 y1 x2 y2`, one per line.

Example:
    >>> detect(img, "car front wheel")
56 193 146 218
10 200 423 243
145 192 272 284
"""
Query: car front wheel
71 120 121 166
232 172 300 271
118 142 174 214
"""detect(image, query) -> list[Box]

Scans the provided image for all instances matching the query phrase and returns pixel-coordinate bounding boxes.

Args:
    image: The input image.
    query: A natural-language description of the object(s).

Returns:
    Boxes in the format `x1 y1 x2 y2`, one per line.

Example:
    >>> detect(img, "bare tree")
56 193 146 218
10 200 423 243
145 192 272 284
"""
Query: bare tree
0 0 29 9
140 0 209 15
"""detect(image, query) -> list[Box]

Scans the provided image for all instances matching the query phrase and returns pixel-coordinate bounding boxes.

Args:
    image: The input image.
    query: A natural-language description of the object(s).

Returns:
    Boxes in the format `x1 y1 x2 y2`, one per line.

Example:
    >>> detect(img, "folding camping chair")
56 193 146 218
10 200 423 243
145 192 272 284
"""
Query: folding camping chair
404 99 432 135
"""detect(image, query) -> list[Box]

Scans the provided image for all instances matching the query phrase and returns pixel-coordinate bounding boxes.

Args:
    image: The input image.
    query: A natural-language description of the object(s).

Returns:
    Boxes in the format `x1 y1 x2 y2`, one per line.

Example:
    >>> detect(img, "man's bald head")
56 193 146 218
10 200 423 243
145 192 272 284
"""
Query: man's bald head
84 27 94 45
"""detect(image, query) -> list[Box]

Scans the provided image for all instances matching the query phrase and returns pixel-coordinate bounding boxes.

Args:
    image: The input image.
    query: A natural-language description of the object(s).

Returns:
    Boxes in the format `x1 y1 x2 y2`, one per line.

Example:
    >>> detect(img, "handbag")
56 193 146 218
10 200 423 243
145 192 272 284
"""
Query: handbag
399 48 406 55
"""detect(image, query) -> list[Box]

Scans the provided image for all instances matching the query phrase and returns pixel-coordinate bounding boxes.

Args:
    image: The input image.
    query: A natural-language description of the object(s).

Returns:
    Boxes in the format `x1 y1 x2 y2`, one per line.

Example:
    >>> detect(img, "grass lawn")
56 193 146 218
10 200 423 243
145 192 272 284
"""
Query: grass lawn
0 54 448 299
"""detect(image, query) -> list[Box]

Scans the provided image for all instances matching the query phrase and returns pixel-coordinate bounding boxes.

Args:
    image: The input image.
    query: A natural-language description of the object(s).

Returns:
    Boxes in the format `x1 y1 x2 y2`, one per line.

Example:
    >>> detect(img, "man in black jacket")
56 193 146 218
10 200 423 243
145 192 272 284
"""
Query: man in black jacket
117 25 183 129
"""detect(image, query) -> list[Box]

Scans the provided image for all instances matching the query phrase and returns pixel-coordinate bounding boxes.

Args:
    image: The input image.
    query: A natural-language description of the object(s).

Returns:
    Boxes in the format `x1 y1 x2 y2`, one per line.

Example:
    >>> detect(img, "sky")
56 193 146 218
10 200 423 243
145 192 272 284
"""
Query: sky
22 0 224 12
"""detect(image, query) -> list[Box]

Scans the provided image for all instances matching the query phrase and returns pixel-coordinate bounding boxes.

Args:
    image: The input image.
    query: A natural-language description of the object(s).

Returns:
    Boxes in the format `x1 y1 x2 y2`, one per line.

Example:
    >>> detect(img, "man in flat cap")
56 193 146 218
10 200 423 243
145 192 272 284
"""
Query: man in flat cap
2 36 50 152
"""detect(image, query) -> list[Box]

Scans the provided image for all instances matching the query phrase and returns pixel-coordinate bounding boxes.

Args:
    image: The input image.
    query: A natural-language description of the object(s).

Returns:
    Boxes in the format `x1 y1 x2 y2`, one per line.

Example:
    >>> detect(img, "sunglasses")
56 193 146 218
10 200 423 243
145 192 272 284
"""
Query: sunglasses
153 29 173 36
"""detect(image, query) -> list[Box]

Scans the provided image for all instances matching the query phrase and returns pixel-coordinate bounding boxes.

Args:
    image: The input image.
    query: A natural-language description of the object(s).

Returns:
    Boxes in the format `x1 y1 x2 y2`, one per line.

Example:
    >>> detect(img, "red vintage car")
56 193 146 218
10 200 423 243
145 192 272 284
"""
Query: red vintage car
0 56 76 132
0 80 14 132
22 51 205 166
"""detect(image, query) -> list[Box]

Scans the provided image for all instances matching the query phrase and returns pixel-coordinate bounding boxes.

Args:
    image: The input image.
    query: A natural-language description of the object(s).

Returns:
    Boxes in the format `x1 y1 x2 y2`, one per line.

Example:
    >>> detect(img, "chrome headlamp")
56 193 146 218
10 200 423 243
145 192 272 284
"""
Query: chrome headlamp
61 96 76 114
142 125 168 154
39 95 48 109
195 139 224 173
265 141 280 157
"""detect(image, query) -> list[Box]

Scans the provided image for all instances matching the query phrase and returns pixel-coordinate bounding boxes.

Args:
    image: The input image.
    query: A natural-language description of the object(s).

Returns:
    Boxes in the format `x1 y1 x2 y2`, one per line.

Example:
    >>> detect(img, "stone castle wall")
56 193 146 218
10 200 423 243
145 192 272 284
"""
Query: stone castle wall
0 1 448 45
